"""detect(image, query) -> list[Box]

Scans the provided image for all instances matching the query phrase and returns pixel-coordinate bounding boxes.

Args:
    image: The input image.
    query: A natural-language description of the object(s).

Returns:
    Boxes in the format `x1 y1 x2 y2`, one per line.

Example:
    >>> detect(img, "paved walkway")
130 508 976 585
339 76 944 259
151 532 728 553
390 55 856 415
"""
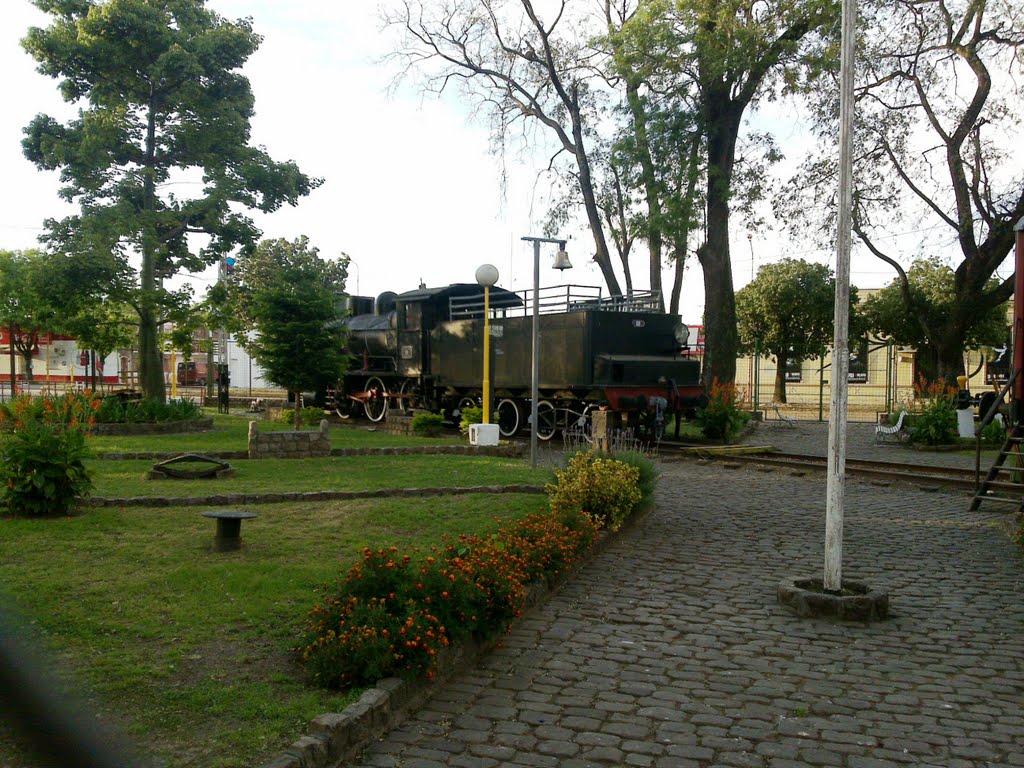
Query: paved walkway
746 420 980 469
352 459 1024 767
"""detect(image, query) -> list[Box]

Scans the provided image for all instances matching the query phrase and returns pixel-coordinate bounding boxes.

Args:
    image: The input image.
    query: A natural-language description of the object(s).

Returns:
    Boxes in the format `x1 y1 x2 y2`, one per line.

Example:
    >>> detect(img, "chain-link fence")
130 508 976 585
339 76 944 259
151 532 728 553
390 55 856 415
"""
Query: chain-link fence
737 338 913 423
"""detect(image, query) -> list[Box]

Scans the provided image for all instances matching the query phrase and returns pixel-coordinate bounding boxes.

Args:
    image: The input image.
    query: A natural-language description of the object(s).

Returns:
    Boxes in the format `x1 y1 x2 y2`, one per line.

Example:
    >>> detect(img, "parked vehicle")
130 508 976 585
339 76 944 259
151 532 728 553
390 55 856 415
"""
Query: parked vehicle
328 282 704 440
176 360 208 387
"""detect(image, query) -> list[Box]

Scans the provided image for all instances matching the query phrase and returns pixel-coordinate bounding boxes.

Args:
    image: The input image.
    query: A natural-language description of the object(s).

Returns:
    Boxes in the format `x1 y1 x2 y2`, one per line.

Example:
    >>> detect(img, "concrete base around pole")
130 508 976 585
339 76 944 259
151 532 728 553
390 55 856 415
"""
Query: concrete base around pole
778 576 888 622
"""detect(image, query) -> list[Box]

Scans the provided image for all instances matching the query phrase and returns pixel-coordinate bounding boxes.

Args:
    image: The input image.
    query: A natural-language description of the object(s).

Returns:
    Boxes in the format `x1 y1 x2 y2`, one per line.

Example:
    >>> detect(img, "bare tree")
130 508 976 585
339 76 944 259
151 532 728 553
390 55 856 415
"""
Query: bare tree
786 0 1024 381
384 0 623 295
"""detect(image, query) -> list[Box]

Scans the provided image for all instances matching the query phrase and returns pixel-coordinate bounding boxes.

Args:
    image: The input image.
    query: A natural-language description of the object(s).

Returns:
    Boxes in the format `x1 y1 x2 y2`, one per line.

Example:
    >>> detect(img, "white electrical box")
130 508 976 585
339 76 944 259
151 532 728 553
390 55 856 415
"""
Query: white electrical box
469 423 500 446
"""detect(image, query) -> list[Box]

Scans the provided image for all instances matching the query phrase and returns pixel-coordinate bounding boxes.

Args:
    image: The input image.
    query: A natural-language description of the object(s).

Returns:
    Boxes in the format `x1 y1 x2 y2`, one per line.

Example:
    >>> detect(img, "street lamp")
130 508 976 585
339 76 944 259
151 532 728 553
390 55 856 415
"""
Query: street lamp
475 264 499 424
520 236 572 468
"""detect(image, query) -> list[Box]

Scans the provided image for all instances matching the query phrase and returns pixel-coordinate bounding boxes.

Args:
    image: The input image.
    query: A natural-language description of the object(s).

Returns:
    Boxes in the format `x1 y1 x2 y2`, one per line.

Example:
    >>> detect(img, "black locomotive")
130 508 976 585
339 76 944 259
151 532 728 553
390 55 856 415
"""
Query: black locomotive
329 282 704 439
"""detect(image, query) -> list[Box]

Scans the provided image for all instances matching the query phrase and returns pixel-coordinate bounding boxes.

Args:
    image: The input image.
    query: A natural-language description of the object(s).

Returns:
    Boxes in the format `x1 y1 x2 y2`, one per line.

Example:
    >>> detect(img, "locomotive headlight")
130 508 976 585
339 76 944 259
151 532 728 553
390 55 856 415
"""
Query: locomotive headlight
674 322 690 347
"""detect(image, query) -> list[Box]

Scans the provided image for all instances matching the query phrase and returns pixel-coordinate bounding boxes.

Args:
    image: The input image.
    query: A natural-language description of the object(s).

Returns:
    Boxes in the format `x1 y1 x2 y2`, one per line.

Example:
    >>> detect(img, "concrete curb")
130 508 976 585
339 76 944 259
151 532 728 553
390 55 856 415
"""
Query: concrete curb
94 444 525 461
81 484 546 508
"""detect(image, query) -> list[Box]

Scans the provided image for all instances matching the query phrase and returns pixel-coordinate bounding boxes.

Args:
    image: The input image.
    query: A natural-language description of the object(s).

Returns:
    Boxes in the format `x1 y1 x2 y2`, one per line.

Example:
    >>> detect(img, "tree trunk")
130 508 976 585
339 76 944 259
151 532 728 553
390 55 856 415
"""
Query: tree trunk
669 134 702 317
292 391 302 430
569 91 623 298
773 352 787 404
934 341 967 385
696 94 742 386
624 81 664 311
8 324 17 396
139 92 166 402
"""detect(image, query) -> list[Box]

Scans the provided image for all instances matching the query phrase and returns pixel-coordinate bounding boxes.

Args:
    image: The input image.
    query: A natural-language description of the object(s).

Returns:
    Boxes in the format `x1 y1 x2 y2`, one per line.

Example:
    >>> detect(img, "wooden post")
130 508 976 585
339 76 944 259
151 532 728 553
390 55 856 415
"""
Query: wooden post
824 0 858 592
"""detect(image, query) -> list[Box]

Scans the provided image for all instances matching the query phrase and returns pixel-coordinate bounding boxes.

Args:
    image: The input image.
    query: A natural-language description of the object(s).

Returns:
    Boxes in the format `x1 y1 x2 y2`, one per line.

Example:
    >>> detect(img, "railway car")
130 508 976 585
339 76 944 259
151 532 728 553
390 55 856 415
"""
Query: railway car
329 282 704 440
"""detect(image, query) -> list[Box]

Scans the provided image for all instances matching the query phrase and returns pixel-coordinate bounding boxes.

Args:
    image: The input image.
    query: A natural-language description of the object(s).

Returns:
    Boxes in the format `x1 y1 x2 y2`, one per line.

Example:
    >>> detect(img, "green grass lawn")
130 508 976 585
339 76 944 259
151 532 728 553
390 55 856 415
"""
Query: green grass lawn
90 454 548 498
0 490 550 768
90 412 464 454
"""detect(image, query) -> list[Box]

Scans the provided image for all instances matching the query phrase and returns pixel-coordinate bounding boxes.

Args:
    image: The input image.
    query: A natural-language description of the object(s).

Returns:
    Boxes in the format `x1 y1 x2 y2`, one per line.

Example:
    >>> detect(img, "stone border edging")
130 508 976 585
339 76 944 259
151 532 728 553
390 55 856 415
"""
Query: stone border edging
82 484 546 508
94 444 525 461
90 416 214 436
259 504 649 768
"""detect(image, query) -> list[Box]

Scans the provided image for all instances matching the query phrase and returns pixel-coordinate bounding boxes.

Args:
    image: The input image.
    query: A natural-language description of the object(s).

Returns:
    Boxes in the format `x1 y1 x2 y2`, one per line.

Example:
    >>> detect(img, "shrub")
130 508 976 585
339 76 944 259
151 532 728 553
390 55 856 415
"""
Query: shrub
912 376 958 446
696 379 750 442
546 450 642 531
0 392 97 516
500 507 598 585
302 505 599 689
980 418 1006 448
459 406 483 436
95 396 201 424
303 548 455 688
411 412 444 436
611 450 660 510
300 406 324 426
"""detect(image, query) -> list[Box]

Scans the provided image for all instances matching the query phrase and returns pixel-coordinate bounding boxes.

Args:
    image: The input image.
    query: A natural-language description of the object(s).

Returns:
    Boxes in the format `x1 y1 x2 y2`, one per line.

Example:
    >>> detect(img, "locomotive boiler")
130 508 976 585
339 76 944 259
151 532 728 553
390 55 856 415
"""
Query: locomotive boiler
330 282 704 440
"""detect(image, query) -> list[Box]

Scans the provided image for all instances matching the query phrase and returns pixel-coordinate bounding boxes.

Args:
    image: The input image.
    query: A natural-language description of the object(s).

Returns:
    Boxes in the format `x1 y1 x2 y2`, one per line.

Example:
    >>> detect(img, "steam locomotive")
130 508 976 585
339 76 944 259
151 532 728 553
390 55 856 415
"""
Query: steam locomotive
329 282 704 440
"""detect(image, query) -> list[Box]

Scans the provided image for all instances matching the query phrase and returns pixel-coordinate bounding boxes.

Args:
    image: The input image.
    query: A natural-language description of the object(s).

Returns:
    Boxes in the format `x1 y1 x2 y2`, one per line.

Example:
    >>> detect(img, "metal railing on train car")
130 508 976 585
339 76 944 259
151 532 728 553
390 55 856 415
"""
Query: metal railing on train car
449 285 662 320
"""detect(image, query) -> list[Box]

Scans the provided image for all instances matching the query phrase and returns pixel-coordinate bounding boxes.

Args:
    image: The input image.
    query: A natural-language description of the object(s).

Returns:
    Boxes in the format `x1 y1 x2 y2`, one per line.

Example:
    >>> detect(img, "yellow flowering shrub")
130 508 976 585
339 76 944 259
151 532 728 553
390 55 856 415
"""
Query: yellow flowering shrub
546 451 642 531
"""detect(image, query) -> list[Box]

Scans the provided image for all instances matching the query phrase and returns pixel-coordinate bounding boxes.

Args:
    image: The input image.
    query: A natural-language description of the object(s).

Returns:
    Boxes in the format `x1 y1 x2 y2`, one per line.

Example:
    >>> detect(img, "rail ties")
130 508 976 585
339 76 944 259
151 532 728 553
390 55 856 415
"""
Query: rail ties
660 446 979 492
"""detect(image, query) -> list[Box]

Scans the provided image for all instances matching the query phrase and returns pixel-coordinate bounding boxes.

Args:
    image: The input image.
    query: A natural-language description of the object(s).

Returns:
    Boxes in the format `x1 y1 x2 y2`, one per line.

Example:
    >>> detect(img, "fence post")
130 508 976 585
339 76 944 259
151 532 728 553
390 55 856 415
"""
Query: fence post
753 339 761 413
886 339 894 415
818 346 826 422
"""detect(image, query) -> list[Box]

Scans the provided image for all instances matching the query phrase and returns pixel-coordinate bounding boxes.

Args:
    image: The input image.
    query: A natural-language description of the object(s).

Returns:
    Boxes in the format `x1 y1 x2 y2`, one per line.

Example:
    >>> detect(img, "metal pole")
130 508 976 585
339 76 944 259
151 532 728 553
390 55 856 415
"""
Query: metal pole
1013 217 1024 418
824 0 858 593
818 347 825 422
483 285 491 424
886 339 894 415
530 241 540 468
753 339 761 413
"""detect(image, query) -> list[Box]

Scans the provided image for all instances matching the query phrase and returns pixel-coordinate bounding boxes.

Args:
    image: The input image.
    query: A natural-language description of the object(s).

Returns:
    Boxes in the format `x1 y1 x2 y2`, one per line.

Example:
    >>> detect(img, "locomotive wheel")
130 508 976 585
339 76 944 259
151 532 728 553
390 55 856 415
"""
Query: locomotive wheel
397 380 415 414
535 400 557 441
496 398 521 437
454 396 477 422
364 376 388 422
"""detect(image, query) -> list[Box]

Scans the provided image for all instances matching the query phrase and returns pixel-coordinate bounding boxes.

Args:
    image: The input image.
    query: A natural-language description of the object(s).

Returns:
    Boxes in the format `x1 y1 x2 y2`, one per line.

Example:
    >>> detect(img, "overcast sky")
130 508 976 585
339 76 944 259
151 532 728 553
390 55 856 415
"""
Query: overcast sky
0 0 975 326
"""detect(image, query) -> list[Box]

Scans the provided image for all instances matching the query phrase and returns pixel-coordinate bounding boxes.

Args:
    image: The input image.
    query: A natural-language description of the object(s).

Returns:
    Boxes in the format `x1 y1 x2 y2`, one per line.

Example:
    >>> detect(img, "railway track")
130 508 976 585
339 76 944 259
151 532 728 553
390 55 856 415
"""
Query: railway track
659 445 983 492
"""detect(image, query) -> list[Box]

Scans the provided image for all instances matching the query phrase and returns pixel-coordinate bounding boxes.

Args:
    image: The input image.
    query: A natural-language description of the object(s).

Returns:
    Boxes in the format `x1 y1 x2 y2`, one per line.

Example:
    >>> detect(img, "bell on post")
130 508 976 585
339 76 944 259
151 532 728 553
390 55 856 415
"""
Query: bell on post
551 247 572 271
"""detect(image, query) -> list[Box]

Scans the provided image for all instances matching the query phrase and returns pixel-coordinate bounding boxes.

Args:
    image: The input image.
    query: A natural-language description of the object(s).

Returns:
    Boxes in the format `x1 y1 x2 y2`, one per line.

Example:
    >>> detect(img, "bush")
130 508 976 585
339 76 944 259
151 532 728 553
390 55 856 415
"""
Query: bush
95 396 201 424
300 406 325 426
912 376 958 446
302 506 599 689
500 507 598 585
695 379 750 442
980 417 1006 448
546 450 642 531
411 412 444 437
459 406 483 436
303 541 524 688
611 450 660 510
0 392 97 516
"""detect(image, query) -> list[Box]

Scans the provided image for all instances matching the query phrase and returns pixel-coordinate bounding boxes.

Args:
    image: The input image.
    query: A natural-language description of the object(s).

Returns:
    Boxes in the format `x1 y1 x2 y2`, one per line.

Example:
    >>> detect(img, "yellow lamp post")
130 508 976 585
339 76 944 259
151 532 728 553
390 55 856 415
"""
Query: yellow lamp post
475 264 499 424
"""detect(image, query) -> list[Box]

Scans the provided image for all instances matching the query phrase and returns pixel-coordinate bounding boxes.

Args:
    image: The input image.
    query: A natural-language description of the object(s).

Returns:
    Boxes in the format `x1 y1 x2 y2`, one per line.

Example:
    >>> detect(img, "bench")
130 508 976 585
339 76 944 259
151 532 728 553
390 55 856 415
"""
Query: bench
875 410 910 444
770 403 798 428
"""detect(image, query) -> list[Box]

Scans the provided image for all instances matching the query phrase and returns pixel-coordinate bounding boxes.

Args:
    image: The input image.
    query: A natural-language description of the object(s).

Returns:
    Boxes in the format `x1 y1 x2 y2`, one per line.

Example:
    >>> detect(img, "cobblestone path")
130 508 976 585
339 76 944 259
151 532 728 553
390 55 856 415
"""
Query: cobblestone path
352 462 1024 768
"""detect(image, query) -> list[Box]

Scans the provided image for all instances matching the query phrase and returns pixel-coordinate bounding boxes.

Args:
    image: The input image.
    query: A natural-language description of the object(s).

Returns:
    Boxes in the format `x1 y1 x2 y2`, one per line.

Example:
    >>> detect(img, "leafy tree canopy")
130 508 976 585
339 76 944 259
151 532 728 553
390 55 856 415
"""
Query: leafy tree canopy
735 256 853 401
780 0 1023 381
220 237 348 428
861 257 1007 367
22 0 321 401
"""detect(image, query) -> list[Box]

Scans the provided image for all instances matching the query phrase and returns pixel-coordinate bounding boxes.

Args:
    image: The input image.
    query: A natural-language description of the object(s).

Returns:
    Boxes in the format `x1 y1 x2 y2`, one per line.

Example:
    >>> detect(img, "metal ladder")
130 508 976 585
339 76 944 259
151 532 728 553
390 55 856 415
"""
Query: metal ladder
970 422 1024 512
